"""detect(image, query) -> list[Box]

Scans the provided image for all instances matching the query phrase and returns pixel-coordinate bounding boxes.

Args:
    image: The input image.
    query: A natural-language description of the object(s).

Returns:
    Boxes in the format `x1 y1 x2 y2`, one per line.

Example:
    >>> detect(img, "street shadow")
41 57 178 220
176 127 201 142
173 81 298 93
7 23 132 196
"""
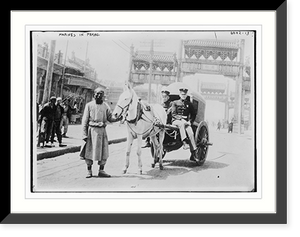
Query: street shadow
142 159 229 180
192 160 229 171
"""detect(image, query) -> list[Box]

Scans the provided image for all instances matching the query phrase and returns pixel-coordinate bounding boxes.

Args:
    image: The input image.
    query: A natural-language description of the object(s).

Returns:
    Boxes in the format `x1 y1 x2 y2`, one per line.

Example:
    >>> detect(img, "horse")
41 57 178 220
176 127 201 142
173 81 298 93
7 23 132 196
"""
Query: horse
112 83 167 174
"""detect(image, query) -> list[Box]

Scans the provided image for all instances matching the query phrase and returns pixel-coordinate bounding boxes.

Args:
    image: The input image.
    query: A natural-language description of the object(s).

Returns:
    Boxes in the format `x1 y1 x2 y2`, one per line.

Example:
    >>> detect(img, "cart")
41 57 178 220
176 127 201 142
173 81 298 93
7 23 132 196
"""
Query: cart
150 82 212 166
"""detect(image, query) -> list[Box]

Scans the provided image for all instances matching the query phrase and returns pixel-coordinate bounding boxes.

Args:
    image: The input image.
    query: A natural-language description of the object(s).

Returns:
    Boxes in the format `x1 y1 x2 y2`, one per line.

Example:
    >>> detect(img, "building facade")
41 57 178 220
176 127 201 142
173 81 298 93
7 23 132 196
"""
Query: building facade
36 42 106 122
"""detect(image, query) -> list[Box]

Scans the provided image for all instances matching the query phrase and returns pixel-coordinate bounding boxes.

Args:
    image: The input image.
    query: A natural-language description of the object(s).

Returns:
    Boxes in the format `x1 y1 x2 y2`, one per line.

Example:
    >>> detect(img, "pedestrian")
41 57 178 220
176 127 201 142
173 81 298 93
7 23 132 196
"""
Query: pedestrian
80 87 122 178
171 87 197 151
61 99 75 138
50 97 67 147
38 96 56 148
217 120 221 130
70 101 77 124
228 120 233 133
73 101 78 113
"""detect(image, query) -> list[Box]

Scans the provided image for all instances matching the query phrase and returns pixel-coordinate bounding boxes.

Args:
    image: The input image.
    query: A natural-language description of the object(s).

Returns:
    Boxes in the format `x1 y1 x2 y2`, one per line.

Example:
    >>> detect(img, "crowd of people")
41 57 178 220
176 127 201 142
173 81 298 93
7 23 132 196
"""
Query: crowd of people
37 96 77 148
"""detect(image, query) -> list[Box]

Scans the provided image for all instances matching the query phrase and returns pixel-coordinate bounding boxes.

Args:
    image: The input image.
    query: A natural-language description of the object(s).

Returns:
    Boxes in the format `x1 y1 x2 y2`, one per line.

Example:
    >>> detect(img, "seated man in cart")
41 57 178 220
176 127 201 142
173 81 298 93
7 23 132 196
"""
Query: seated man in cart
161 89 173 122
171 87 197 151
142 89 172 148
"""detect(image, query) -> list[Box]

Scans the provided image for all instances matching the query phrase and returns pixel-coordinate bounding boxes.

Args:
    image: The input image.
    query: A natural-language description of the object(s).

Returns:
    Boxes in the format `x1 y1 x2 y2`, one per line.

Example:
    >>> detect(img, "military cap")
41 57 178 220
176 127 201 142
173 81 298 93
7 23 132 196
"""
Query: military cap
161 90 170 96
179 88 188 93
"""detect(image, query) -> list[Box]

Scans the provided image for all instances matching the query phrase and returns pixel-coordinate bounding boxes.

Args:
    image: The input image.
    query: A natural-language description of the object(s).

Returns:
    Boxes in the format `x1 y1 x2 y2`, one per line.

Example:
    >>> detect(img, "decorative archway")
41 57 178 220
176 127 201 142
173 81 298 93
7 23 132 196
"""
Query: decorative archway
128 39 252 134
177 39 250 134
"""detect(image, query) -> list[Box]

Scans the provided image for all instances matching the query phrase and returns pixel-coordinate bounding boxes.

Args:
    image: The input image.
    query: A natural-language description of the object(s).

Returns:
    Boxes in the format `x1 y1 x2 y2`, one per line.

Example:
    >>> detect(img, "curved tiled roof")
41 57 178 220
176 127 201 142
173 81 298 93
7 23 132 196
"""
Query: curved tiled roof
133 51 177 63
184 39 239 49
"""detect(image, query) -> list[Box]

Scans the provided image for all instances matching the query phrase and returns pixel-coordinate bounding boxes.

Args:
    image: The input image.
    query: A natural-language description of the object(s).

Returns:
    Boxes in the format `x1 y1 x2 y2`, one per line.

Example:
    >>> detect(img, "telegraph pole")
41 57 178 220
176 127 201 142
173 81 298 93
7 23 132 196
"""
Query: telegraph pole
42 40 56 105
60 40 69 97
148 40 154 103
83 41 89 75
233 39 245 134
176 40 183 82
128 44 134 82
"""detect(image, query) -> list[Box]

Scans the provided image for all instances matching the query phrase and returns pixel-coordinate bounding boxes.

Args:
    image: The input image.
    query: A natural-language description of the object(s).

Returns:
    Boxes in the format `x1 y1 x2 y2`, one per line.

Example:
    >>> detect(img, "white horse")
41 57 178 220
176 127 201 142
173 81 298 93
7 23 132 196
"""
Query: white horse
112 83 167 174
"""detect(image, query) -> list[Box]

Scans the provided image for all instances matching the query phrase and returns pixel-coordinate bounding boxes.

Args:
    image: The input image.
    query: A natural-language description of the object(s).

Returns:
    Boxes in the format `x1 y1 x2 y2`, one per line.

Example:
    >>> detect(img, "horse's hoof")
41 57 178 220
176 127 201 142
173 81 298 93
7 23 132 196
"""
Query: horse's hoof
139 170 142 175
159 164 163 170
122 169 127 174
151 164 155 168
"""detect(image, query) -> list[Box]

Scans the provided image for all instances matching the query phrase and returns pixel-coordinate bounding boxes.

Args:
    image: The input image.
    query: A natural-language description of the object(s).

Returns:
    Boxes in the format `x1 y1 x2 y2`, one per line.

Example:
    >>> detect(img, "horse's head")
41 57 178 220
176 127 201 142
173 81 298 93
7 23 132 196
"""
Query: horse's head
113 83 135 119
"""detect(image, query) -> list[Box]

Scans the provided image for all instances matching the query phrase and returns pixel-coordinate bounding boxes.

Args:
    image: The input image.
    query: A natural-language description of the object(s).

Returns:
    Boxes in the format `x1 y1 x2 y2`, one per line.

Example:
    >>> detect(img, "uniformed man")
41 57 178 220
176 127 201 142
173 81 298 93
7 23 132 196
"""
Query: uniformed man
142 89 172 148
171 88 197 151
161 90 172 113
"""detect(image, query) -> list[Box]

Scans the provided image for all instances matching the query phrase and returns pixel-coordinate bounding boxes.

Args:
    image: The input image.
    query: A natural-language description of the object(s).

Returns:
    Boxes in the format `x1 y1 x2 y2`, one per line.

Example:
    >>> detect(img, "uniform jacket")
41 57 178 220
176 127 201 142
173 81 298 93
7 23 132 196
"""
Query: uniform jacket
171 99 196 123
162 100 172 112
162 100 172 124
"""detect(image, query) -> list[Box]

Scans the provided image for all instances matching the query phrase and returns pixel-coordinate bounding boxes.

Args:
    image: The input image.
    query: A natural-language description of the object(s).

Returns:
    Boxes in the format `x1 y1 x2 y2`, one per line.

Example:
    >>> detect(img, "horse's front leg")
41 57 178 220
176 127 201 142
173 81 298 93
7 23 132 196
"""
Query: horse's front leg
123 133 134 174
158 131 165 170
136 135 143 175
150 136 157 168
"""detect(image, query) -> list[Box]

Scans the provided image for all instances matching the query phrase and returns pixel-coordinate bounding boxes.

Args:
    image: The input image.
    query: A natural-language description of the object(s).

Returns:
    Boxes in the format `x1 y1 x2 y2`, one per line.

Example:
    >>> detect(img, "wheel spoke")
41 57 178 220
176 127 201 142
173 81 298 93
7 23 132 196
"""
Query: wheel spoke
195 124 209 165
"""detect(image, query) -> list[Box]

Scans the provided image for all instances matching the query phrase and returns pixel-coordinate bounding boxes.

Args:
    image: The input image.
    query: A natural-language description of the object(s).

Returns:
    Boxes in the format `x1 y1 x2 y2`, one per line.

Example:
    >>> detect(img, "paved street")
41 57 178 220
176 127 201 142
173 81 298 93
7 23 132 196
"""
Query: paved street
34 126 255 193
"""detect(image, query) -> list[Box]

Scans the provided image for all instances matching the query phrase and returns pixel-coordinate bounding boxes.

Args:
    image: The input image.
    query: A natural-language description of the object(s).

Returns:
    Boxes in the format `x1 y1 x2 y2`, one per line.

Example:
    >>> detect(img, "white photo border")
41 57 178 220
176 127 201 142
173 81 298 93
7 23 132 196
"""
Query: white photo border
12 13 275 215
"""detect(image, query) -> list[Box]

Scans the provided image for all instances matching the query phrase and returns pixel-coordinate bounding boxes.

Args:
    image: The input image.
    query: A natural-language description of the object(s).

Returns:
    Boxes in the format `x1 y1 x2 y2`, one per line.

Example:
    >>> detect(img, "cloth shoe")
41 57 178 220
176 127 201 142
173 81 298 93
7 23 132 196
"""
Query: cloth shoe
98 170 111 178
86 170 92 178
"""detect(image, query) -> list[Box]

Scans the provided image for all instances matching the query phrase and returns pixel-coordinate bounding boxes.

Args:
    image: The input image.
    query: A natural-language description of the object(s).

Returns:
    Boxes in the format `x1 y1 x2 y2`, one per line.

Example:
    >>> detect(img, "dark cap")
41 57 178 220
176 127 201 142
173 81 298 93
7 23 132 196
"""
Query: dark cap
49 96 56 101
161 90 170 96
179 88 188 93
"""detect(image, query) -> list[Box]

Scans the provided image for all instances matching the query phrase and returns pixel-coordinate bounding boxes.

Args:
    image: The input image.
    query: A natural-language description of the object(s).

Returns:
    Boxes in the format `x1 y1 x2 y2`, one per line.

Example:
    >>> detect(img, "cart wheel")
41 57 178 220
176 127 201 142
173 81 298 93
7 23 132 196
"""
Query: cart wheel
194 121 209 166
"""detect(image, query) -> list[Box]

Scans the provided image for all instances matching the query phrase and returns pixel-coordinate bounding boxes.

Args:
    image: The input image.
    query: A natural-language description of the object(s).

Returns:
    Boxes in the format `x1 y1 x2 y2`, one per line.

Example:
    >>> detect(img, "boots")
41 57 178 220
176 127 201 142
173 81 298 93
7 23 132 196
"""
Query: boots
86 165 92 178
86 165 111 178
98 165 111 178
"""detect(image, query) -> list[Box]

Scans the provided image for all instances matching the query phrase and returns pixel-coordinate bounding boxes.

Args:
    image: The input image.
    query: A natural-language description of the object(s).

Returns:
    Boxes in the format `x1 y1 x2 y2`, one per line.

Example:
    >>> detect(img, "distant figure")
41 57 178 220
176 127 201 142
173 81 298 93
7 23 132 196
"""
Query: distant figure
70 101 78 124
50 97 66 147
217 120 221 130
61 100 75 138
228 121 233 133
38 96 56 147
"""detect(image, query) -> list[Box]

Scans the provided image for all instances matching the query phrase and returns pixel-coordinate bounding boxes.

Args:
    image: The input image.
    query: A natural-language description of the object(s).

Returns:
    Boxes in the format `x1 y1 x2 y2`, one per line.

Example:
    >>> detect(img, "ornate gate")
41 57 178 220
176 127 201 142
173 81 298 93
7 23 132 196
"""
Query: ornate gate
128 39 252 134
177 39 251 134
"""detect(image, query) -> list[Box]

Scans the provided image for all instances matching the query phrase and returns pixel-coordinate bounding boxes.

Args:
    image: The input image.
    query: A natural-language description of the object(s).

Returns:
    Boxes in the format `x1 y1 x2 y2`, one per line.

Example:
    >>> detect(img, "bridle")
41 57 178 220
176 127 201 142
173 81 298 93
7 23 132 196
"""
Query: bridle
116 92 159 136
116 94 133 119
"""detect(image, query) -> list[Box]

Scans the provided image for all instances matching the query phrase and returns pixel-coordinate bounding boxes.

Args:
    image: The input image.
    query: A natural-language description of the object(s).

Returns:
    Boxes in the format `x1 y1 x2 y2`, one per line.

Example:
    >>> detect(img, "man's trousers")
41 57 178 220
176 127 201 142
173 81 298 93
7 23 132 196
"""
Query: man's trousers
172 119 197 150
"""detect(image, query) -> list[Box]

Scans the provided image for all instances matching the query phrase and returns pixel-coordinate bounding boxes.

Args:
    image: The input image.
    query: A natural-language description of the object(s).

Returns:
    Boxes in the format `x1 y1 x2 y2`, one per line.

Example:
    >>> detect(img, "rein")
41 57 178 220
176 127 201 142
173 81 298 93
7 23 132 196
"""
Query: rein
116 94 133 121
116 93 160 137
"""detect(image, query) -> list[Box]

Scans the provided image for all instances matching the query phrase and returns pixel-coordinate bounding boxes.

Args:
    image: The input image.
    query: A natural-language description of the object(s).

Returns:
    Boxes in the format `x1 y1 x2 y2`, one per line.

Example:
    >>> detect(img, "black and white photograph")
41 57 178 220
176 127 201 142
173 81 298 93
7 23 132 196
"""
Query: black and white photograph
31 29 256 193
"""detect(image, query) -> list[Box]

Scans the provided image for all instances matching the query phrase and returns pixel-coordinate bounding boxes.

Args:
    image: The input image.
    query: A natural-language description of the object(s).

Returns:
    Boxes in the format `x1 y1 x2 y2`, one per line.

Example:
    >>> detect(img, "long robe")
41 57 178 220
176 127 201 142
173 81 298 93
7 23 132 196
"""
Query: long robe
81 100 115 165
